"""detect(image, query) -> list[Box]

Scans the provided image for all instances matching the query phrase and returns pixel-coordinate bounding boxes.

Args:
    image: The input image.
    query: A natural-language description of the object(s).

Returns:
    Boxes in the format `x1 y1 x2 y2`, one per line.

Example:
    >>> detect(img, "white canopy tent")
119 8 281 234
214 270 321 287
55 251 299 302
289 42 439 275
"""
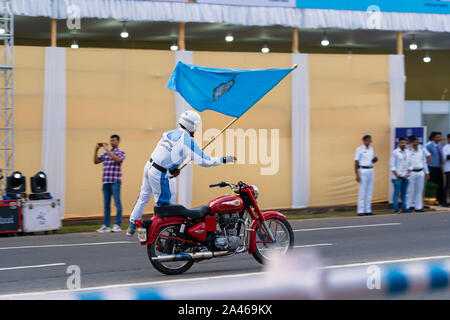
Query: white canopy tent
12 0 450 32
16 0 427 209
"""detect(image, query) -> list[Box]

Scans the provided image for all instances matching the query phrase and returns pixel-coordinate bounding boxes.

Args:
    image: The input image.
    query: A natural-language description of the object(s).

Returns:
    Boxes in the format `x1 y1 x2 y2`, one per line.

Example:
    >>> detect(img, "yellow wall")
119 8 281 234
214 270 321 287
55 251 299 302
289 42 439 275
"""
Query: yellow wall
65 48 175 217
12 47 392 218
193 52 292 209
308 54 391 206
14 46 45 177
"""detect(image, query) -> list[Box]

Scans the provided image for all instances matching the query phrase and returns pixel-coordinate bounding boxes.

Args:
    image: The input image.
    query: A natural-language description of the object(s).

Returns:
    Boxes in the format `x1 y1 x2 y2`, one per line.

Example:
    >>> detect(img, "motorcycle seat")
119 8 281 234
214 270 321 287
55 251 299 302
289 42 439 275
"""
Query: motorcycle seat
154 205 210 219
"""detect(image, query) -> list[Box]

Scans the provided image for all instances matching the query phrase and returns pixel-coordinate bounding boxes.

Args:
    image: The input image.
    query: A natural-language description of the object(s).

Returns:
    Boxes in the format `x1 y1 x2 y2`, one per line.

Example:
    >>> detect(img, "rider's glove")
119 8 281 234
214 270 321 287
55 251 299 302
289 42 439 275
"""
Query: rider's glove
222 156 235 164
169 167 181 177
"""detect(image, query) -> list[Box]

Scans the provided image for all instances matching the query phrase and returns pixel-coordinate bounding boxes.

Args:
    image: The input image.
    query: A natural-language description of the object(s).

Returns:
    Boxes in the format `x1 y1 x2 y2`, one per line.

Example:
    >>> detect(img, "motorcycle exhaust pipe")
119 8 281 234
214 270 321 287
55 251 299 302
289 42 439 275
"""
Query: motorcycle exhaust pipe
152 250 232 263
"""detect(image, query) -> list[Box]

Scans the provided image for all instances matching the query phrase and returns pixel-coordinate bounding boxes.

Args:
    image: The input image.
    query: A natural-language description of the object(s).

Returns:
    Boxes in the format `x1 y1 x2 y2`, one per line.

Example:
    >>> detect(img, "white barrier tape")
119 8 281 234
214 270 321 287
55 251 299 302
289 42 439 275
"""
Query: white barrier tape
4 253 450 300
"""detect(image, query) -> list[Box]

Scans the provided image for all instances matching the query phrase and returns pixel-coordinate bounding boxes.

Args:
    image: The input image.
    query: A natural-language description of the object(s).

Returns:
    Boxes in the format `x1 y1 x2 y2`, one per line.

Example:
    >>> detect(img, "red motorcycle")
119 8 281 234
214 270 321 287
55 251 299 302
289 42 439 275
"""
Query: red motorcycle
135 181 294 275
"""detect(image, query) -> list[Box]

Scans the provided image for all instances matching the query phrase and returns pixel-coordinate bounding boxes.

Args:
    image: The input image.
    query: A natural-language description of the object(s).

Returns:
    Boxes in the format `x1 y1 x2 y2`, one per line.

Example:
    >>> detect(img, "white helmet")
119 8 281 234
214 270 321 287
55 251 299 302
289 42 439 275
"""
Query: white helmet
178 110 201 134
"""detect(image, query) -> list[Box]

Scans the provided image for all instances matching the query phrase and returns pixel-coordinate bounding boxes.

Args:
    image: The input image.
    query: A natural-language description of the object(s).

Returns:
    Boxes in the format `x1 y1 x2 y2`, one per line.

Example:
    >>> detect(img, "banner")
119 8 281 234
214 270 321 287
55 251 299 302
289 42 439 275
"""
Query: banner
192 0 450 14
195 0 295 7
394 127 427 149
296 0 450 14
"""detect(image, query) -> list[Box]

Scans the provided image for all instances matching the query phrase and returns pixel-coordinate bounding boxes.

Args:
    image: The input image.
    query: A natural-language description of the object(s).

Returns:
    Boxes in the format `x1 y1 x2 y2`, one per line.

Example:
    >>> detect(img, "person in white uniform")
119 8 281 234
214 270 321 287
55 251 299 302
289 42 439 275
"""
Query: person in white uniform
443 134 450 206
407 135 431 210
354 135 378 216
406 137 430 212
127 110 236 236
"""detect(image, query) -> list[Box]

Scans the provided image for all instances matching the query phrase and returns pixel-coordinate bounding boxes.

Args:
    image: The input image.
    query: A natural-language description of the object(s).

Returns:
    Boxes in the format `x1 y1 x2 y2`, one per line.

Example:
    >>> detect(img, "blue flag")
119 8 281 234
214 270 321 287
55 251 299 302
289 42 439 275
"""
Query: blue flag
167 62 294 118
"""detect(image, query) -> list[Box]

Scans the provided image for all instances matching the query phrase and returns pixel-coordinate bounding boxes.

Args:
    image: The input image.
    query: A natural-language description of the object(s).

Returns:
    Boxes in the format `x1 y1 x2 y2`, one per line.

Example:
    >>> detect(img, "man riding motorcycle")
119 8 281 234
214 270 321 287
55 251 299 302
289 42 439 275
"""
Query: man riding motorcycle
127 110 236 236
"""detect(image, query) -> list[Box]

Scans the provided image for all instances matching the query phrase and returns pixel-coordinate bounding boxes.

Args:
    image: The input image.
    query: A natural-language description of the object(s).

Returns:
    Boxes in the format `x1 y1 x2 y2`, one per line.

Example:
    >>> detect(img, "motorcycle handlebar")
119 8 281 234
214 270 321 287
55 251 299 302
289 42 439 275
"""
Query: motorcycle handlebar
209 182 228 188
209 181 248 191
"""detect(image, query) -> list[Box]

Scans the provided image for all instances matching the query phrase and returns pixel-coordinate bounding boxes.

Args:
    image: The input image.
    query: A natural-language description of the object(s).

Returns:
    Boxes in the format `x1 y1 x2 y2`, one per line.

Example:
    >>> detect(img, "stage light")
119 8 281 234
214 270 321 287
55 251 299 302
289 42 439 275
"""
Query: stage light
423 54 431 63
6 171 26 198
71 39 79 49
31 171 47 194
29 171 51 200
225 33 234 42
261 43 270 53
0 28 5 34
170 43 179 51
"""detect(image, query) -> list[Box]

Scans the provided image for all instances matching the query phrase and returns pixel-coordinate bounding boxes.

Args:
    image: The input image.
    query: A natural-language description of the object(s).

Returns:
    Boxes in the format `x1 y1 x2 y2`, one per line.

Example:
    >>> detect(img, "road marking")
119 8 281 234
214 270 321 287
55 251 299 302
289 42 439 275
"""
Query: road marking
293 222 401 232
259 243 333 252
0 241 133 250
0 271 265 299
321 255 450 270
0 263 66 272
294 243 332 248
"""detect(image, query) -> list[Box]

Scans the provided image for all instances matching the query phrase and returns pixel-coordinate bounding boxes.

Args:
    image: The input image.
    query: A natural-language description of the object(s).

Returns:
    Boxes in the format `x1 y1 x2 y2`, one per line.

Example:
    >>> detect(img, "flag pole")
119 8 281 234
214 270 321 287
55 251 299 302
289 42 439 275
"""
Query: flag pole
176 64 297 173
202 116 239 150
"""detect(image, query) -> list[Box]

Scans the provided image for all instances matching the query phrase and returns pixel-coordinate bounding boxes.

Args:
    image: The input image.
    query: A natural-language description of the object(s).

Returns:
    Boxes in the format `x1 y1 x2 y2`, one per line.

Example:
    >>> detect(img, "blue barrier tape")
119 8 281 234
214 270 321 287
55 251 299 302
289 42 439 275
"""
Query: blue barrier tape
77 291 104 300
429 263 449 290
385 268 408 294
72 261 450 299
133 287 164 300
76 287 165 300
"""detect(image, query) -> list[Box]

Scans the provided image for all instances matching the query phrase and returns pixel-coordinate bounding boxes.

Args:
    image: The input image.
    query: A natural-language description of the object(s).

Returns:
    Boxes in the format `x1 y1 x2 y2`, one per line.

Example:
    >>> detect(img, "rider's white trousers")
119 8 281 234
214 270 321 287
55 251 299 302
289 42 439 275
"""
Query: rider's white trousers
130 161 176 223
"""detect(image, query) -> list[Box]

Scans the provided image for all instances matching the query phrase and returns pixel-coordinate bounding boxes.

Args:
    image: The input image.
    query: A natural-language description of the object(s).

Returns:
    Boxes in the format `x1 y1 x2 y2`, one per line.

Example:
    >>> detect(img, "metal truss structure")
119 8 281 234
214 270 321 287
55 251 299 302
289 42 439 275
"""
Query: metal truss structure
0 0 14 191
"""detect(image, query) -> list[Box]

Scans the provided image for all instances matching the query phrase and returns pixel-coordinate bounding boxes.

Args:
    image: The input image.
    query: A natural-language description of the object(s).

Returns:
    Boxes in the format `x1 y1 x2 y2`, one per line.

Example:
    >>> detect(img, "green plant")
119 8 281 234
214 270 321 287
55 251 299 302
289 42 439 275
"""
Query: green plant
425 181 438 198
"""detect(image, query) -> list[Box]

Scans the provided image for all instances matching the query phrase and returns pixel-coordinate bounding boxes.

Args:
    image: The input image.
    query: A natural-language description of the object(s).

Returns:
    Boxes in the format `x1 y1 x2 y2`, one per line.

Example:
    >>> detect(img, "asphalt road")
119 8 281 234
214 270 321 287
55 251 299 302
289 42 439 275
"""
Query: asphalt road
1 211 450 299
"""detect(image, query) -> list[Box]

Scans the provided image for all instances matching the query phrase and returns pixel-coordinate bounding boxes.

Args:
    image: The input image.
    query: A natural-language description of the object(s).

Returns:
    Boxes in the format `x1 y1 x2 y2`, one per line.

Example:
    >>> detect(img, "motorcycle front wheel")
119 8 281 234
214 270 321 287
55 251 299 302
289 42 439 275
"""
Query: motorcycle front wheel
252 217 294 264
147 224 194 275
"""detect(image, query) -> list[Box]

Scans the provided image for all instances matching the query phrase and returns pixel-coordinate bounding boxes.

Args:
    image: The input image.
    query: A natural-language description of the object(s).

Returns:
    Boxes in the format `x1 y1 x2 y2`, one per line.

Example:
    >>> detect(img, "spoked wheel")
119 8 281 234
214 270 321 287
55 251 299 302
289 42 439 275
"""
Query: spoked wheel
148 224 194 275
252 218 294 264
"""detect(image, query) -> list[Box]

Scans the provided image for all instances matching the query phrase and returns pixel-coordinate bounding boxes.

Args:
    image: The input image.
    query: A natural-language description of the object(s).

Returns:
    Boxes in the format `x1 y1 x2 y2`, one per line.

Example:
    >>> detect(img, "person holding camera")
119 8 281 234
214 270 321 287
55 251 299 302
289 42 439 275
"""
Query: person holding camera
94 134 126 233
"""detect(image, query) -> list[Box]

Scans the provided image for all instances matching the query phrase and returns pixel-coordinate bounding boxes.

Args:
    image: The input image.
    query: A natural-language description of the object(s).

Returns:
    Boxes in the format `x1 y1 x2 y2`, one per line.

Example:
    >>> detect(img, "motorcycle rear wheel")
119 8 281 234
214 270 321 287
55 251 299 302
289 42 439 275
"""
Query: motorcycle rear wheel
252 218 294 264
147 224 194 275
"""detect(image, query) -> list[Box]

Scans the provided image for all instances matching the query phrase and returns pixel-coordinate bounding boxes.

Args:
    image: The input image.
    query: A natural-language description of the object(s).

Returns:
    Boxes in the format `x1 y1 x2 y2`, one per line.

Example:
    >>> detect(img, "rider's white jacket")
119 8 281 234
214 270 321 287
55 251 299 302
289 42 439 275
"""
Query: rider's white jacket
150 128 223 175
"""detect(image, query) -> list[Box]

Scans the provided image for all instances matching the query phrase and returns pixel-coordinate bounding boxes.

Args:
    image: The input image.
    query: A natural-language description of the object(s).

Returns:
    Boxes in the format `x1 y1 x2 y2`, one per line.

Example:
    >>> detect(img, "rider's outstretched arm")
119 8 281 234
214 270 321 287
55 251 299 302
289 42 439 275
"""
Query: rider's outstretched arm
182 133 223 167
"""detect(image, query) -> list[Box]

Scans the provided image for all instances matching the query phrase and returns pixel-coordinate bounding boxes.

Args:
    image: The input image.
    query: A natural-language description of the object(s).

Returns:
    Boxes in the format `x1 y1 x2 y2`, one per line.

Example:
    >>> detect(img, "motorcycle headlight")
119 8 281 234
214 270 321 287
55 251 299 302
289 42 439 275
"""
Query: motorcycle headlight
251 185 259 199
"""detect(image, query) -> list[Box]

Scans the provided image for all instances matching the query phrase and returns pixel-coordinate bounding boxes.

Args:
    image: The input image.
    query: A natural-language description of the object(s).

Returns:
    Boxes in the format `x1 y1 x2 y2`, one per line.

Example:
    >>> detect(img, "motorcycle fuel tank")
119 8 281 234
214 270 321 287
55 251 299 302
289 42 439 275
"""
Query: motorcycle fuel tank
208 194 243 214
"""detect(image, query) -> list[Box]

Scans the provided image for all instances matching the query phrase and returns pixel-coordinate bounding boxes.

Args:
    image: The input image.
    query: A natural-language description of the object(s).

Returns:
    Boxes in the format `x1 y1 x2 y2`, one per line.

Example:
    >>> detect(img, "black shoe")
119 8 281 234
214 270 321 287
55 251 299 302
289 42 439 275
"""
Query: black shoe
409 207 414 211
365 212 375 215
357 213 365 216
415 209 424 212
